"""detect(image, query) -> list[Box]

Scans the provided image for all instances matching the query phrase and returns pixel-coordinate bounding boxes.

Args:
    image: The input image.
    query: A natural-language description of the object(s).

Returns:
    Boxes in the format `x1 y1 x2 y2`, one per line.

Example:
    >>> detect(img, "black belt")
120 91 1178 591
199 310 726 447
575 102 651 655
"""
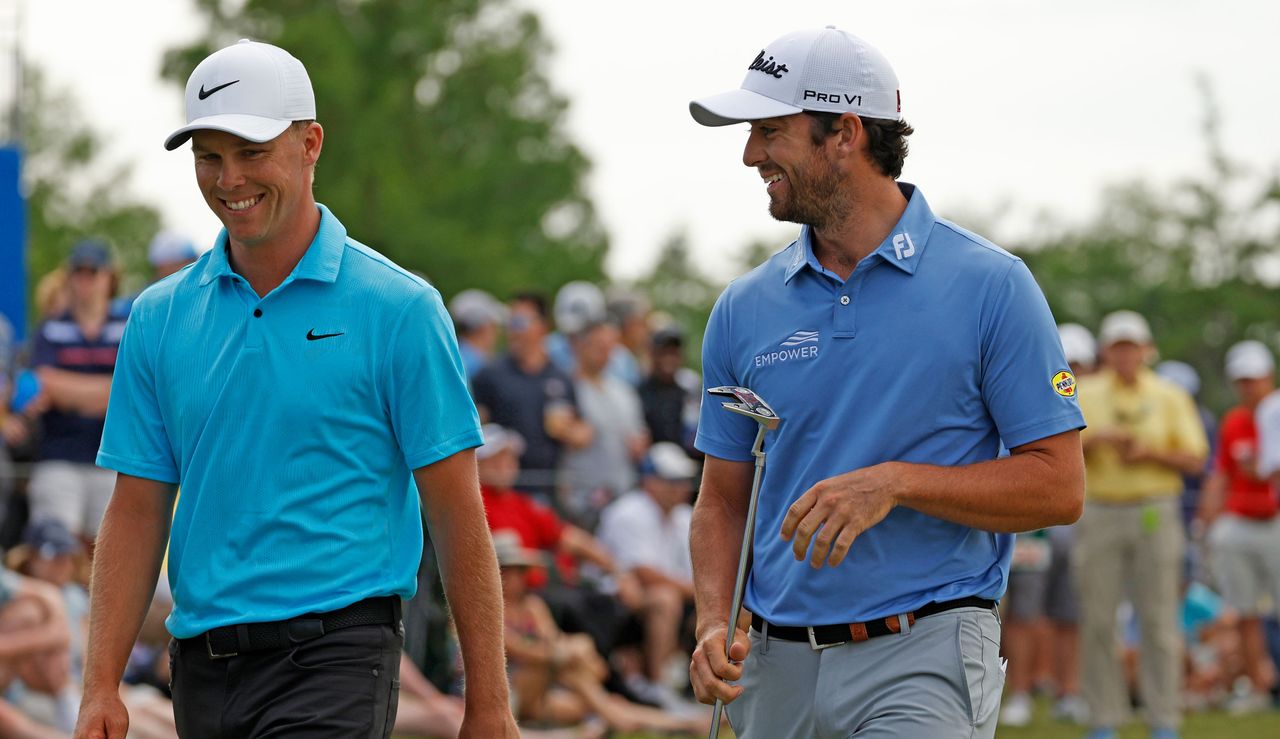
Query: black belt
195 596 401 659
752 596 996 649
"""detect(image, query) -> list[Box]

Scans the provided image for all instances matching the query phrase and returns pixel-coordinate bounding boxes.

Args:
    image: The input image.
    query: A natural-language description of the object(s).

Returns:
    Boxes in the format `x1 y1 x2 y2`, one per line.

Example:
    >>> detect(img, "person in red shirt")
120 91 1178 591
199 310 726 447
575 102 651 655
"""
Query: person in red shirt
1198 340 1280 711
477 425 643 651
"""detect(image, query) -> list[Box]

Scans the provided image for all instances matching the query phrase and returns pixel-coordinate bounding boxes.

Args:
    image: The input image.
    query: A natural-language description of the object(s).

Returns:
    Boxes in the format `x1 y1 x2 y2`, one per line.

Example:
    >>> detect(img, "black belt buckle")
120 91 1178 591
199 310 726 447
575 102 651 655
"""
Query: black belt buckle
806 626 847 651
206 633 237 660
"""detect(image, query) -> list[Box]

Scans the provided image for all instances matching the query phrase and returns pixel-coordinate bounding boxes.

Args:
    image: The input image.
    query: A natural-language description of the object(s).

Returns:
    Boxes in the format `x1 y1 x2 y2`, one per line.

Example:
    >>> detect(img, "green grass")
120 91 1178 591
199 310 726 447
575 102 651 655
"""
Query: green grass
613 696 1280 738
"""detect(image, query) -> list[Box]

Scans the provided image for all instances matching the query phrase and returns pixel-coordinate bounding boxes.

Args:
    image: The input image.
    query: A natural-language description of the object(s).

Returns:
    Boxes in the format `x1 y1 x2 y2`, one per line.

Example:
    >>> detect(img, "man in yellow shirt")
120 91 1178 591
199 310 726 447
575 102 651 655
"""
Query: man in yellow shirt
1075 310 1208 739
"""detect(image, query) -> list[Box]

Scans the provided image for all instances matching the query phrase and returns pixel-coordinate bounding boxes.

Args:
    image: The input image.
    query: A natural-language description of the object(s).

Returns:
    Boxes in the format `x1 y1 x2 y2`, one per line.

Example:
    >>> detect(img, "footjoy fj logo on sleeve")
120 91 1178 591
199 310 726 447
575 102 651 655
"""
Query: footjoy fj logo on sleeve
755 330 820 367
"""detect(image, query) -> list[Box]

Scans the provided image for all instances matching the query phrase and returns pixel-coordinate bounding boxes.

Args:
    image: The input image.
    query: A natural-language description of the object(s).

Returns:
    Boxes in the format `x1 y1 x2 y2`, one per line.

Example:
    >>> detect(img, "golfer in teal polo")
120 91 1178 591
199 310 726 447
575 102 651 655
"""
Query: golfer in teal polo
686 27 1087 738
75 40 518 739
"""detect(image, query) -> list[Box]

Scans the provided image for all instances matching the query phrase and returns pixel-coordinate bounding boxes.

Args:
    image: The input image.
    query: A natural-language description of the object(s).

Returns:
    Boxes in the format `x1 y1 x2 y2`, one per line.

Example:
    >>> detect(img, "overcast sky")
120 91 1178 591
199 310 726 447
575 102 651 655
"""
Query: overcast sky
15 0 1280 283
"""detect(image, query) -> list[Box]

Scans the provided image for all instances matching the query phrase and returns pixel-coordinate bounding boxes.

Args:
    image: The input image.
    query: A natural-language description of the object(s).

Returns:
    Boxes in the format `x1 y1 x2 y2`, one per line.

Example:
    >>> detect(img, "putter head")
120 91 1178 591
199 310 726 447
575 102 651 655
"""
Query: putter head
708 385 781 430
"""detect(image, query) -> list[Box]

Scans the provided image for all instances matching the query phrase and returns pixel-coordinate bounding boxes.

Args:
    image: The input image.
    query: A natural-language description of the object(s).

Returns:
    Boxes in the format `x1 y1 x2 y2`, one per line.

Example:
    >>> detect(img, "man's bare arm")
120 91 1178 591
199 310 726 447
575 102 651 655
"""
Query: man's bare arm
35 368 113 416
784 430 1085 568
75 474 175 739
0 577 71 659
687 456 754 704
413 451 518 737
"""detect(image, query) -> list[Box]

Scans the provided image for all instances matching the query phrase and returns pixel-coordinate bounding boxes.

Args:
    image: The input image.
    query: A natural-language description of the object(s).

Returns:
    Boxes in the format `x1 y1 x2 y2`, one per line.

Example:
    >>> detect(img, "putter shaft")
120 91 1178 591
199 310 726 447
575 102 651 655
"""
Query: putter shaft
709 424 768 738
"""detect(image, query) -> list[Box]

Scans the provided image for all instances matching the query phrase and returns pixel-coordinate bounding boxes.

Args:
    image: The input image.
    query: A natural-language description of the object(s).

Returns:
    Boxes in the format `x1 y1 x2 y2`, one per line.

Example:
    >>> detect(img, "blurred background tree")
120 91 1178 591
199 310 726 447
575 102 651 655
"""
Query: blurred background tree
19 67 161 313
1017 83 1280 412
160 0 608 300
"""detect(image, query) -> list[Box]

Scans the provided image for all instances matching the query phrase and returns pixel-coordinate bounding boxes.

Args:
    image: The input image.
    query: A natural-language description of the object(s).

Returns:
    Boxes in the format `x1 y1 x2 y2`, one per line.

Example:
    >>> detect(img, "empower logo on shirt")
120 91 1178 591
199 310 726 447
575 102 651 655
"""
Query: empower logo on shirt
755 330 820 367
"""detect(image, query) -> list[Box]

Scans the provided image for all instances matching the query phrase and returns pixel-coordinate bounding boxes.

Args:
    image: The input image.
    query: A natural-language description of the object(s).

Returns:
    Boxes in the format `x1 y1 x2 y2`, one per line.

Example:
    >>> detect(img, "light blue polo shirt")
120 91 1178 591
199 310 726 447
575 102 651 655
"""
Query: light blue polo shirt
695 184 1084 626
98 204 482 638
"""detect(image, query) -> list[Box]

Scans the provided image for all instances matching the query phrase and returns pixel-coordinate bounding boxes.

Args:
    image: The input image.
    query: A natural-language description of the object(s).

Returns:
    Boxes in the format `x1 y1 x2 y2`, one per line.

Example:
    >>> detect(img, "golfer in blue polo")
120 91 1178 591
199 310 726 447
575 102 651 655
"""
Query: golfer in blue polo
74 40 518 739
686 27 1087 738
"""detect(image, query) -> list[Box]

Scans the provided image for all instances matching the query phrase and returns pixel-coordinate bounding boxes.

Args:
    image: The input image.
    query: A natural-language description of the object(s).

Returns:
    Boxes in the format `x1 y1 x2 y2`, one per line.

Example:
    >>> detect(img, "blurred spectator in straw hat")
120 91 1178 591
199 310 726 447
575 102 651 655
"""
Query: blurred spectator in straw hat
1075 310 1208 738
1200 340 1280 713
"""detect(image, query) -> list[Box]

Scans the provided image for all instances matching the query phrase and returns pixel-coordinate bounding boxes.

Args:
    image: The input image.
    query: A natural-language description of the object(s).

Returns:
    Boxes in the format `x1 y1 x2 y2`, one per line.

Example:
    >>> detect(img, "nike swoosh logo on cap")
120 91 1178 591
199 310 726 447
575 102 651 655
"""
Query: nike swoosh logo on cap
197 80 240 100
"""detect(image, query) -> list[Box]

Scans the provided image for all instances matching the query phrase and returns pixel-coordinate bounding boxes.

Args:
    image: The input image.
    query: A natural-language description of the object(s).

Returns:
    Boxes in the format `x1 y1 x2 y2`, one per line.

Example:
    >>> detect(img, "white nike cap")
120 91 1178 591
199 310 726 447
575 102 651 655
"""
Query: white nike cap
165 39 316 151
690 26 900 127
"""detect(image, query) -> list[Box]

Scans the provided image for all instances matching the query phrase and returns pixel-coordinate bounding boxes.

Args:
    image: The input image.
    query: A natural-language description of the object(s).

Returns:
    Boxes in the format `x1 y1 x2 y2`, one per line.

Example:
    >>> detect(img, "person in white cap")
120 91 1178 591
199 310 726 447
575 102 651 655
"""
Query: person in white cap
146 231 200 282
77 40 517 738
597 442 701 710
1075 310 1208 739
1198 340 1280 712
448 288 506 380
687 26 1086 739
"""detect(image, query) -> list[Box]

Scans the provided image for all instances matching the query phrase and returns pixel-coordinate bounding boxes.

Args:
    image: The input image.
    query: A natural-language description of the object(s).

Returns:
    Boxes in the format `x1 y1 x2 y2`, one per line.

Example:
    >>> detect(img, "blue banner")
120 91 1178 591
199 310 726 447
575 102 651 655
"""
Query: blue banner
0 145 25 343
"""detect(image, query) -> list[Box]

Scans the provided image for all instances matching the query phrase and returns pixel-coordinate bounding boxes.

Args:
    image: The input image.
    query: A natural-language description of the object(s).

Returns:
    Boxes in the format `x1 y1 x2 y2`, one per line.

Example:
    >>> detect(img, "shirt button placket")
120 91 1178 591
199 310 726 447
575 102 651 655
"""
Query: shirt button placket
834 282 858 338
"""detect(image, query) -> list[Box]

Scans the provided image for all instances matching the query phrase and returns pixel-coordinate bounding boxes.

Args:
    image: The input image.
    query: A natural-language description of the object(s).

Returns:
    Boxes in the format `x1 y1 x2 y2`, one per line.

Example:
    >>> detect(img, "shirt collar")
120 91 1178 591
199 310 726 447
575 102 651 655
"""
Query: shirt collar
782 182 934 284
198 203 347 287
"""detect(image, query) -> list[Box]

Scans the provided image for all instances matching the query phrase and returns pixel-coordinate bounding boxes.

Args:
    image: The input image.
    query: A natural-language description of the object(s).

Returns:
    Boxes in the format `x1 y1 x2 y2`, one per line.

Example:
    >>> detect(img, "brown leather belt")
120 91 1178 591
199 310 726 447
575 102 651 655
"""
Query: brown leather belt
751 596 996 649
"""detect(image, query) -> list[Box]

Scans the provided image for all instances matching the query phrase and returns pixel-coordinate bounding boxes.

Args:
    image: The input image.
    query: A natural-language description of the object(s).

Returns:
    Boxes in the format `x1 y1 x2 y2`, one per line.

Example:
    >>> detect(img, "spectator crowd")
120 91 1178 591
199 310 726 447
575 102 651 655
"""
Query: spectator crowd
3 234 1280 737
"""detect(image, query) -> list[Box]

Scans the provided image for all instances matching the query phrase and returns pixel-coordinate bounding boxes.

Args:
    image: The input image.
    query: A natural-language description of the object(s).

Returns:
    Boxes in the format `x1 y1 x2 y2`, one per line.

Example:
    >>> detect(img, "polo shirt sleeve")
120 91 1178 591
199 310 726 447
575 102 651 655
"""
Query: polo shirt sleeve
694 289 757 462
383 288 483 470
979 260 1086 449
97 310 180 484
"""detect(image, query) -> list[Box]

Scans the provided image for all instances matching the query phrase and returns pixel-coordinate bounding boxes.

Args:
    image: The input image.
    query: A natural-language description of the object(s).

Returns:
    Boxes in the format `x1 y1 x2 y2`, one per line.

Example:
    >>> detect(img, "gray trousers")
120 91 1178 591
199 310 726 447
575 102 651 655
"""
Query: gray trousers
1075 496 1183 731
725 606 1004 738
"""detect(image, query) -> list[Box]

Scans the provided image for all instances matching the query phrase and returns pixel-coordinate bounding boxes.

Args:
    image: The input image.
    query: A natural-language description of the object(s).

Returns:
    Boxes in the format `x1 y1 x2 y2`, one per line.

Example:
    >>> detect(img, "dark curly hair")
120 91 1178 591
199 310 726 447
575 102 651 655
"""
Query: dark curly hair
805 112 914 179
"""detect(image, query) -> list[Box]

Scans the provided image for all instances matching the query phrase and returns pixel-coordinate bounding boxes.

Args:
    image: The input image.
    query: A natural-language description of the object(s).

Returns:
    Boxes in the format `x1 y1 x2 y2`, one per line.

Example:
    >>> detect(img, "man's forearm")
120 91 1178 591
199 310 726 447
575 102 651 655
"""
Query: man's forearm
414 454 511 713
36 368 112 416
82 477 173 694
690 458 754 637
434 516 510 709
892 431 1084 532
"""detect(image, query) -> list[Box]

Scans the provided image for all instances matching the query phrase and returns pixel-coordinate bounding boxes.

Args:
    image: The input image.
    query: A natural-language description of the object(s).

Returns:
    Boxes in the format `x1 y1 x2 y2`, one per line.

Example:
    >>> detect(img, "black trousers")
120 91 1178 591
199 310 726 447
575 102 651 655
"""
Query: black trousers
170 622 402 738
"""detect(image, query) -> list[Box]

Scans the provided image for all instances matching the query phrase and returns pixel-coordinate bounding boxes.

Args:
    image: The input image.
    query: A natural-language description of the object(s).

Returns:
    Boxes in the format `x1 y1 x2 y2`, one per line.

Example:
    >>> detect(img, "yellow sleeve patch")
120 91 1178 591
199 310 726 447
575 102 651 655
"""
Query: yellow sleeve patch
1052 370 1077 398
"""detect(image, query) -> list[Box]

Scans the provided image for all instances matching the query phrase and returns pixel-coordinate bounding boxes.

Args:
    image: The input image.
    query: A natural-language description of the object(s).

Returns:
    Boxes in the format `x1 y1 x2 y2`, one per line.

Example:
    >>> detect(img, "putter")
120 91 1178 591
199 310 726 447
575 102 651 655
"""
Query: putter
706 385 780 739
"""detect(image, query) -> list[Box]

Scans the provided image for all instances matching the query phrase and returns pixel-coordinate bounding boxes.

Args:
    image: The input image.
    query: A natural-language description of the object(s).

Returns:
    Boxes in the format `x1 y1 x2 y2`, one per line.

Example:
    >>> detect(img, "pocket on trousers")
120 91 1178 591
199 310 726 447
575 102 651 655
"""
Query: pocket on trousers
955 612 1003 727
287 624 386 678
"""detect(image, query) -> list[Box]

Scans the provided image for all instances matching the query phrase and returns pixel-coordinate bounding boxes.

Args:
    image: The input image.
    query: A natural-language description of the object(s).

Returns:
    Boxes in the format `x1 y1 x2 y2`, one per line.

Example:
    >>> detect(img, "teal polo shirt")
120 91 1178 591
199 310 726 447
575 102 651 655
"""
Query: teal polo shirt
98 204 482 638
695 183 1084 626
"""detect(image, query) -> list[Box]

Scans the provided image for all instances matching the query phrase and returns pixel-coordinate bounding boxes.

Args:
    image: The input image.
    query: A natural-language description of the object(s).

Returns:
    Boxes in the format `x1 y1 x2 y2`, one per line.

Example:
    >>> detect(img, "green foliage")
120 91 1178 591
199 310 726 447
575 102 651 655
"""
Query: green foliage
19 69 161 315
632 231 723 369
163 0 607 301
1017 93 1280 413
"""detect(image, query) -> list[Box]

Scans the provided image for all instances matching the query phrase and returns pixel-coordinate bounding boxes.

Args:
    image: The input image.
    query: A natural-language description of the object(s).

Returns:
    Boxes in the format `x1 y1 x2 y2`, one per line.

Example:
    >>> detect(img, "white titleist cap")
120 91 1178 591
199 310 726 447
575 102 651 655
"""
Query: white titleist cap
1225 340 1275 381
165 39 315 151
690 26 900 127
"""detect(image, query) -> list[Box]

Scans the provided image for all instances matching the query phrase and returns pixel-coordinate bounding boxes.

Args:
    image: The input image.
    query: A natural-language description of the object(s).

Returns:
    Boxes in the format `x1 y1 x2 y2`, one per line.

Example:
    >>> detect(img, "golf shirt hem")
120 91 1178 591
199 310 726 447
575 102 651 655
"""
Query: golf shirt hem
95 450 179 485
403 427 485 470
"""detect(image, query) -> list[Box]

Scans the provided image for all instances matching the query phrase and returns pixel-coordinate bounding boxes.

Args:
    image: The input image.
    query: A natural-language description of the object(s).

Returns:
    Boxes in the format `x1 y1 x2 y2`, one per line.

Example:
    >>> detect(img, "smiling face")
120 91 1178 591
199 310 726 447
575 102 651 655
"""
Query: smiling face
191 123 323 250
743 113 847 229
